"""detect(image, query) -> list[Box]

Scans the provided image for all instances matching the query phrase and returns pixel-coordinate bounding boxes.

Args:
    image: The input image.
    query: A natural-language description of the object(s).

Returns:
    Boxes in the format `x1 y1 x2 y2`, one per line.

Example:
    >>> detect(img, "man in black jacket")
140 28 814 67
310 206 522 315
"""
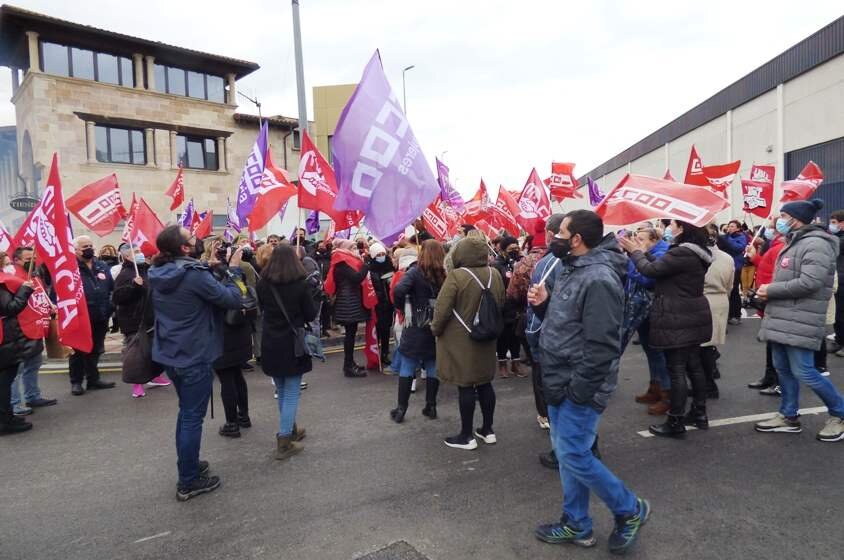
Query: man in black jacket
0 277 35 434
828 210 844 354
69 236 115 395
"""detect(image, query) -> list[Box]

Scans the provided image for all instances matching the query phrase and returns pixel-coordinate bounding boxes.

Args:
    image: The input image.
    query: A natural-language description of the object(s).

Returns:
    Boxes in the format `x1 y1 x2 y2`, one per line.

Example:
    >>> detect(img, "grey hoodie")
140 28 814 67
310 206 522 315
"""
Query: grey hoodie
534 233 628 412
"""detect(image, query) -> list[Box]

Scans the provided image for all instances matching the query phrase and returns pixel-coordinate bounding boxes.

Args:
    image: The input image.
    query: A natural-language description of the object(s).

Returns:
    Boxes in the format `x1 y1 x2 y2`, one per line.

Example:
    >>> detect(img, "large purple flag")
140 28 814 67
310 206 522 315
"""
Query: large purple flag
332 50 440 242
436 158 465 212
236 120 269 223
587 177 605 207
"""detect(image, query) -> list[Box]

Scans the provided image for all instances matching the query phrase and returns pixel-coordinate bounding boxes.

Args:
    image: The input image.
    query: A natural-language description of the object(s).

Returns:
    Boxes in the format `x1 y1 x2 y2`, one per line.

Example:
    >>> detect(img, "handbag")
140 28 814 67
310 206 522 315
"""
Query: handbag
269 284 311 358
122 294 164 384
224 277 259 327
45 317 72 359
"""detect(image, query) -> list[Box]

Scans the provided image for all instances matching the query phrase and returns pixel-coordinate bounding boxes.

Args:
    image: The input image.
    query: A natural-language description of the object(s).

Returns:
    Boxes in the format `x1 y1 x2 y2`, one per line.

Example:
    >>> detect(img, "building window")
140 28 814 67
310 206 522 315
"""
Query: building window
292 129 301 150
39 41 133 87
94 125 145 165
327 135 334 165
150 63 225 102
167 67 186 96
206 75 225 103
176 135 218 170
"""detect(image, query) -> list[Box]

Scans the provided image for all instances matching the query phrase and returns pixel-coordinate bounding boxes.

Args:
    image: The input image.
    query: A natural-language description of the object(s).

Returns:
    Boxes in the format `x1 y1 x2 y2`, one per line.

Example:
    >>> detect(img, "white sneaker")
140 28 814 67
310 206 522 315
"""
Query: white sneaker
537 415 550 430
444 435 478 450
473 428 497 444
817 416 844 442
411 378 417 393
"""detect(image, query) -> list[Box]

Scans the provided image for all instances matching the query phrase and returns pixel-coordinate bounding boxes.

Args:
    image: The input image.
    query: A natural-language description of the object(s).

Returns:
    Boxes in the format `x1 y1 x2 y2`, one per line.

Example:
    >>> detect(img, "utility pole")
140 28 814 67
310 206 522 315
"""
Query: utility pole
292 0 308 141
402 65 415 114
237 91 262 132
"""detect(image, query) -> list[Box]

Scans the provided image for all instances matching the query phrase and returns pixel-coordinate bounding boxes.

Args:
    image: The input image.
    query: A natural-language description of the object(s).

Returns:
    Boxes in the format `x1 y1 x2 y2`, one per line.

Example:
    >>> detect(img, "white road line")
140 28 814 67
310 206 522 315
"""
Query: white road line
134 531 171 544
636 406 829 438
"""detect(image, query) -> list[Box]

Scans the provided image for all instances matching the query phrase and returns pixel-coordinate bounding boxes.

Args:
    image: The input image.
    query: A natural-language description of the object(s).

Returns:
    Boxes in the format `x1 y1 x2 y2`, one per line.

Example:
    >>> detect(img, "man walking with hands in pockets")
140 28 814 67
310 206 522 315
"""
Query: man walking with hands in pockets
528 210 649 555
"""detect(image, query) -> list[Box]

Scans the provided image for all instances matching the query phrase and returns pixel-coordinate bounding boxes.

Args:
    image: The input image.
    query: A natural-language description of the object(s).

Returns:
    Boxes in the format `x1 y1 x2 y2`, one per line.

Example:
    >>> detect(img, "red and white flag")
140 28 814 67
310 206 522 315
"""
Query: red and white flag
703 160 741 194
545 162 582 202
298 131 362 230
422 198 450 241
123 197 164 257
193 210 214 240
435 197 463 238
750 164 776 186
0 218 12 253
684 145 708 186
66 174 126 237
492 187 521 237
249 148 297 232
518 169 552 232
595 174 729 227
13 154 92 351
464 179 493 225
741 180 773 219
364 309 381 370
473 219 500 240
780 161 824 202
165 166 185 211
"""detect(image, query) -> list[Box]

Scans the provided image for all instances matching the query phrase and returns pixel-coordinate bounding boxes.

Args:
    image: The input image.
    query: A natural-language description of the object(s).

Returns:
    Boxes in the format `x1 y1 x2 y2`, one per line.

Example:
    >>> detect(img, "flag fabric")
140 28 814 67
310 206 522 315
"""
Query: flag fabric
248 148 297 232
180 198 196 229
123 197 164 258
780 161 824 202
226 196 241 233
435 197 463 238
595 174 730 227
517 169 552 232
236 121 269 224
0 218 13 252
750 164 776 186
436 158 466 213
120 194 138 245
422 198 450 241
587 177 606 207
473 219 500 241
194 210 214 240
306 211 321 235
684 145 708 186
298 131 362 231
65 174 126 237
364 309 381 370
332 50 440 242
545 162 582 202
164 166 185 211
702 160 741 194
464 179 493 225
741 180 774 219
13 154 92 352
324 219 336 241
492 187 521 237
663 169 676 181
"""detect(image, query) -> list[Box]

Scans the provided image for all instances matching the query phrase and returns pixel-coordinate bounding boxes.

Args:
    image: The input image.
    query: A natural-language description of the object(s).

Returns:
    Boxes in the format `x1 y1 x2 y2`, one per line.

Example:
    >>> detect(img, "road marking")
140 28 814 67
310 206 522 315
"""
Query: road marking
134 531 171 544
636 406 828 438
462 459 479 465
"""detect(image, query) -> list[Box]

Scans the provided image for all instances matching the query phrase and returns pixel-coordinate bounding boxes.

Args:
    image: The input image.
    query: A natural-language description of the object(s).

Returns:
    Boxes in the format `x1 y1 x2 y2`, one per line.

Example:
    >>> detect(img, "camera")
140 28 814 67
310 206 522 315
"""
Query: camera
240 245 253 261
216 241 231 262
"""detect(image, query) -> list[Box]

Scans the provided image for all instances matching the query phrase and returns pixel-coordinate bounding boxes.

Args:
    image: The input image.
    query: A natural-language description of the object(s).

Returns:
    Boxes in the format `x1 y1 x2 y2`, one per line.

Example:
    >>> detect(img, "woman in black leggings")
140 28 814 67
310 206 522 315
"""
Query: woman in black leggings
326 239 370 378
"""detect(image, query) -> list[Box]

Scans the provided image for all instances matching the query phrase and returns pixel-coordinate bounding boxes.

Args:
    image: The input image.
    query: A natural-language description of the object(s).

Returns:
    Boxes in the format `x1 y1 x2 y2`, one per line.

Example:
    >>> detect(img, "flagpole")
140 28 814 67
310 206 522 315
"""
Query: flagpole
27 245 37 281
128 243 140 278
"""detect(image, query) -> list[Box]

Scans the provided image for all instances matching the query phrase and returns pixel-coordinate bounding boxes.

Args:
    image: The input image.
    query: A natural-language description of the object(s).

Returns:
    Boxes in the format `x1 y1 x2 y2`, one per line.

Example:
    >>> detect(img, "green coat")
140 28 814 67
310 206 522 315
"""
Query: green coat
431 237 504 387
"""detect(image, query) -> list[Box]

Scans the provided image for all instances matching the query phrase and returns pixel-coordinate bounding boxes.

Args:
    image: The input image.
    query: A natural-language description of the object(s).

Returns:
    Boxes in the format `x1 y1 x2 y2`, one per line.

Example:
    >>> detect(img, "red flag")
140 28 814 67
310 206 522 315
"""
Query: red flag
13 154 92 351
663 169 676 181
165 166 185 211
684 145 708 186
750 164 776 186
123 197 164 257
545 162 582 202
0 272 51 340
435 197 463 238
0 219 12 253
517 169 552 232
781 161 824 202
595 174 729 227
193 210 214 240
464 179 493 224
703 160 741 194
741 180 774 219
249 148 297 232
474 219 500 240
298 130 362 230
65 174 126 237
492 187 521 237
364 309 381 370
120 194 138 244
422 198 450 241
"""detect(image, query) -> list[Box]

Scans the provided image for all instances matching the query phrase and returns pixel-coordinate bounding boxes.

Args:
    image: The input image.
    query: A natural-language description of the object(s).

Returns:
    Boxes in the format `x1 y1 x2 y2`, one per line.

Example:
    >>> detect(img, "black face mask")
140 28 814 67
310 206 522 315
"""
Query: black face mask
507 251 520 260
549 238 572 260
22 261 33 272
81 248 95 260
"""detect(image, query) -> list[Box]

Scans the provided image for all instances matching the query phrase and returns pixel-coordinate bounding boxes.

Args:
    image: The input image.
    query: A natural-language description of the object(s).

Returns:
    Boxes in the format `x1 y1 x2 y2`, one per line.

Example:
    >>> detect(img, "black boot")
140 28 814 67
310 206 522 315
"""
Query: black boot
683 404 709 430
390 377 413 423
422 379 440 419
649 414 686 438
381 352 392 367
344 362 367 378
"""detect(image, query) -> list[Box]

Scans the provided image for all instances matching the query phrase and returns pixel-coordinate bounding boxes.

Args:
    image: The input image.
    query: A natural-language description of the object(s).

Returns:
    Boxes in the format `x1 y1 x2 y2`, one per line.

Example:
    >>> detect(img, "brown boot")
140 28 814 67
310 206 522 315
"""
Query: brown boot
511 360 527 378
498 361 510 379
292 423 306 442
635 382 662 404
275 434 303 461
647 392 671 415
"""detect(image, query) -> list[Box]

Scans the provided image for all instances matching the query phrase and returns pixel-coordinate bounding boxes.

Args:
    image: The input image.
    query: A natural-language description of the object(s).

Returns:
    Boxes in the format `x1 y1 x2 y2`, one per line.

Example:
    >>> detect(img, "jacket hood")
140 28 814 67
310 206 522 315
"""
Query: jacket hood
148 257 200 294
452 237 489 268
571 233 628 280
678 242 713 265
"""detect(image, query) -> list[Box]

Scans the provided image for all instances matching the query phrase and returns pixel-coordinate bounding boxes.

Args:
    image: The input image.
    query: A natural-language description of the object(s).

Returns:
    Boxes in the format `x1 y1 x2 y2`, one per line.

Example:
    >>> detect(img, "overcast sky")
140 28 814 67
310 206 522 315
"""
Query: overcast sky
1 0 841 198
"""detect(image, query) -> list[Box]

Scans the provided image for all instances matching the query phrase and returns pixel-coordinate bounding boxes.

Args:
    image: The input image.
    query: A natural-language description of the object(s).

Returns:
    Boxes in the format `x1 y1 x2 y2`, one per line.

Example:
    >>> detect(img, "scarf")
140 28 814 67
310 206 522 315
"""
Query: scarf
324 251 377 309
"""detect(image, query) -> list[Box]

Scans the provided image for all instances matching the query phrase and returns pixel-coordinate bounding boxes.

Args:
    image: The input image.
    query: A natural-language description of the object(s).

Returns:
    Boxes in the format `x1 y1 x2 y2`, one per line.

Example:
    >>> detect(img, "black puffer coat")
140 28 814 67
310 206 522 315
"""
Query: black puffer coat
0 283 35 369
333 261 370 324
393 264 440 360
631 242 713 350
112 262 154 335
257 277 318 378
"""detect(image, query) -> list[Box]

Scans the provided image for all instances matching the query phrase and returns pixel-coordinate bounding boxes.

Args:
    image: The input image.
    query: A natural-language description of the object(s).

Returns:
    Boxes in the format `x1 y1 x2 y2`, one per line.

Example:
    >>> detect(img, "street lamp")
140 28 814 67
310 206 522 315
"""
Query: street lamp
402 65 415 114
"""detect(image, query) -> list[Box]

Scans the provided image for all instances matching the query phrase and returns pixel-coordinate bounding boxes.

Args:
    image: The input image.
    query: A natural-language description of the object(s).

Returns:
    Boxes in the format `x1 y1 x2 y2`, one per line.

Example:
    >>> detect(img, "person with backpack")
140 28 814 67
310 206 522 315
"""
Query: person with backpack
390 240 446 423
431 236 505 450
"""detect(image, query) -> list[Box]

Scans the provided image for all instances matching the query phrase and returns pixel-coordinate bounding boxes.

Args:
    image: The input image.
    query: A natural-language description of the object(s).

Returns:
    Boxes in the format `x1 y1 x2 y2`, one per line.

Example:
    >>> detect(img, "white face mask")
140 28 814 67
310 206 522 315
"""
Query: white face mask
2 265 15 274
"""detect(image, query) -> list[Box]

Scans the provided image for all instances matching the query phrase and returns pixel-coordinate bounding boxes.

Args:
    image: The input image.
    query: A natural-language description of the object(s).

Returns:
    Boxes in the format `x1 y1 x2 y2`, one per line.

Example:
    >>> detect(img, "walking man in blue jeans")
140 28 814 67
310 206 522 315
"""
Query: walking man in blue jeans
528 210 649 555
754 199 844 441
149 226 244 501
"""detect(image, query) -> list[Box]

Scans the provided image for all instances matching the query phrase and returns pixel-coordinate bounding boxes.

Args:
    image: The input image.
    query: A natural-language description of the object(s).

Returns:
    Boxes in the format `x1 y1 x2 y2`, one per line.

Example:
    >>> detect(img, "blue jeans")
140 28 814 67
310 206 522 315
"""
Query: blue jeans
638 320 669 388
11 353 44 407
770 343 844 418
274 375 303 437
166 362 214 488
395 349 437 379
549 400 638 532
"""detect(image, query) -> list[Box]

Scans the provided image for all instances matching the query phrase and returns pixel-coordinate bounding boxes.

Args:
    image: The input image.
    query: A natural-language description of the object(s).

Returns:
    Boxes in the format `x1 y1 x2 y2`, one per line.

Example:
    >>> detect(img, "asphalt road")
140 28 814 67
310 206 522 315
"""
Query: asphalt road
1 320 842 560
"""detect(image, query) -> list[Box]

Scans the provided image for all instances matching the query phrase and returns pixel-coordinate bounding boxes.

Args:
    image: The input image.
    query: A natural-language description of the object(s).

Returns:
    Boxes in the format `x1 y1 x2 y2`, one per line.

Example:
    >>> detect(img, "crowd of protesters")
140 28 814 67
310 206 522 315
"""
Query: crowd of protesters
3 198 844 554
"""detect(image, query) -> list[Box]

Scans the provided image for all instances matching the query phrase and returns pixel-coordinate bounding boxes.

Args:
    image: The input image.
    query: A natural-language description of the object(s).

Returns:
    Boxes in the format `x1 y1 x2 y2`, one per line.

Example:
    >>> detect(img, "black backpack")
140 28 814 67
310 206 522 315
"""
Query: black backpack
452 267 503 342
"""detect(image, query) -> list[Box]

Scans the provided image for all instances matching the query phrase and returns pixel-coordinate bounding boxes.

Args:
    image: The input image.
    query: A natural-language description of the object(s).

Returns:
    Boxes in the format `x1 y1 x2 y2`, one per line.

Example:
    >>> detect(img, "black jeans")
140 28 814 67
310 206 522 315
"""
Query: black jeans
0 365 18 424
728 269 742 319
531 362 548 418
835 288 844 345
457 383 495 437
215 366 249 423
68 320 108 385
763 342 779 385
699 346 719 393
496 321 520 361
815 343 828 372
375 305 393 357
664 345 706 415
343 322 359 367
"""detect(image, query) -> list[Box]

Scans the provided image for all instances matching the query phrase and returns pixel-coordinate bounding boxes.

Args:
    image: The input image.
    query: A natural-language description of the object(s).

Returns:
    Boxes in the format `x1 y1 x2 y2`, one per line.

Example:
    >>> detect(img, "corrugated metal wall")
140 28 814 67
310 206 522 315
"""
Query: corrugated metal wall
785 136 844 220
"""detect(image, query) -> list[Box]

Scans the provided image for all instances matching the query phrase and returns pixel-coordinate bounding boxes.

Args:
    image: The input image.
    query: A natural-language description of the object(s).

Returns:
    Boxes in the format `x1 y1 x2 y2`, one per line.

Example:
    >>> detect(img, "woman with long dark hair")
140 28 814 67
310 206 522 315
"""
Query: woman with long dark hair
620 220 713 438
257 244 318 461
390 240 446 423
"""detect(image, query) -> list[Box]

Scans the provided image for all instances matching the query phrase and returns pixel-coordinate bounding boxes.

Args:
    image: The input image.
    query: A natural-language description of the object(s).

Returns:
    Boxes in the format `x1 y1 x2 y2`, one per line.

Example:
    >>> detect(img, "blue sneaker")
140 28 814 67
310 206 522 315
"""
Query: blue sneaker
608 498 650 555
535 517 597 548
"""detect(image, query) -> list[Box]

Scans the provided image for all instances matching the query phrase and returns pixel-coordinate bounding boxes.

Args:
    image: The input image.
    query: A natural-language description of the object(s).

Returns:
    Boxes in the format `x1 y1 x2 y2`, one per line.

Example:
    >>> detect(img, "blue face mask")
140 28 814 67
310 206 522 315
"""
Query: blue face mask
662 228 674 242
776 218 792 235
134 253 145 265
829 223 840 234
374 256 386 264
763 228 774 241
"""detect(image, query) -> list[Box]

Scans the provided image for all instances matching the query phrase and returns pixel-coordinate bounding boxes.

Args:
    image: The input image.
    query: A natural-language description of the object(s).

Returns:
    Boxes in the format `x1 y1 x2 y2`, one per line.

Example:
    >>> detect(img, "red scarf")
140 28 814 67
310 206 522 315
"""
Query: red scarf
324 251 378 309
0 272 52 341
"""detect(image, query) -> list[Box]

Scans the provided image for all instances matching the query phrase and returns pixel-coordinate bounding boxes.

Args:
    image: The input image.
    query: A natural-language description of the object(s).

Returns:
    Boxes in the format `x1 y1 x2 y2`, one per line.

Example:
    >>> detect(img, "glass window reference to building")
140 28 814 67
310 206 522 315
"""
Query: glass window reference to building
149 63 225 102
206 75 225 103
40 42 134 86
94 125 146 165
176 135 218 170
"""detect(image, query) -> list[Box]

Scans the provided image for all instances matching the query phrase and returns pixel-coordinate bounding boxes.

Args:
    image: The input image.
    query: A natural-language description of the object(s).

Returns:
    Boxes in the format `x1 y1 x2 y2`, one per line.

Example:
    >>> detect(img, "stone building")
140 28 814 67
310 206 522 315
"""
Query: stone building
0 5 309 243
